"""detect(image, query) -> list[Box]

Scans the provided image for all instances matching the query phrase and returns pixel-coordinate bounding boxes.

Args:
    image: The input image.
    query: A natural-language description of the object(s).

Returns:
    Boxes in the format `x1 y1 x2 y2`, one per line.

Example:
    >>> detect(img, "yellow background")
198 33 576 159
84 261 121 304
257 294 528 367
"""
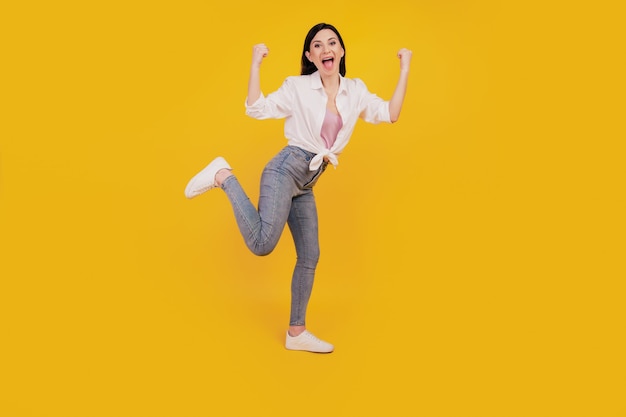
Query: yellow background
1 1 624 416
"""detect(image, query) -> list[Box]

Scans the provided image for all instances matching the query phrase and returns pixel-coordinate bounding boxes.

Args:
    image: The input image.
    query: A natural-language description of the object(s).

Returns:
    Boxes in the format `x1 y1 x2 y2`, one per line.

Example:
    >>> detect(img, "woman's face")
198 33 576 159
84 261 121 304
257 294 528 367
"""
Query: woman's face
305 29 344 77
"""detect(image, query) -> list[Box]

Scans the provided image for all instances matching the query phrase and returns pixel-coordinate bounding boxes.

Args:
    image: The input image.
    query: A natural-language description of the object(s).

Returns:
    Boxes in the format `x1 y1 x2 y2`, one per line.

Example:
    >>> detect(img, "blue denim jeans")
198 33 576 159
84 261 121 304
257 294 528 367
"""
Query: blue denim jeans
220 146 328 326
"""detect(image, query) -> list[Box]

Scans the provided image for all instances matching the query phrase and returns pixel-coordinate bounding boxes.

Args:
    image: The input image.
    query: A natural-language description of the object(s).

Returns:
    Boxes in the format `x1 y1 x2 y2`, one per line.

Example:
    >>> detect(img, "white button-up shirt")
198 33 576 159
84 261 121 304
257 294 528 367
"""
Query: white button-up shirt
245 71 391 171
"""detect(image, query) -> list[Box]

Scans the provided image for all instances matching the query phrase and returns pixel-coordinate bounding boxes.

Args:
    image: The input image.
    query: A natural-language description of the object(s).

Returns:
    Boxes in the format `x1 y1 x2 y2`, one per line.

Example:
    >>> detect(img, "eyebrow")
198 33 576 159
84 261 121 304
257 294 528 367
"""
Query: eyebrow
312 37 338 44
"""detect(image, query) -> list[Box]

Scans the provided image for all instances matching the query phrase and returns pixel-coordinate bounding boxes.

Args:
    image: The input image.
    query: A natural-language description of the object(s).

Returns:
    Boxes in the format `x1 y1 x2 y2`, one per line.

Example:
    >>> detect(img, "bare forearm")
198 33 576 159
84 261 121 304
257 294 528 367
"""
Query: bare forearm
389 69 410 122
247 65 262 106
388 48 413 123
246 43 269 106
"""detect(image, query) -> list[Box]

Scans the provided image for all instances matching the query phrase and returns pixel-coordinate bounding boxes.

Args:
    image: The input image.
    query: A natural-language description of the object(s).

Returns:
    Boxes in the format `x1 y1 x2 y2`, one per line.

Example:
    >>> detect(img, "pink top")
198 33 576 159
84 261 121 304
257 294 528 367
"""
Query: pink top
320 109 343 149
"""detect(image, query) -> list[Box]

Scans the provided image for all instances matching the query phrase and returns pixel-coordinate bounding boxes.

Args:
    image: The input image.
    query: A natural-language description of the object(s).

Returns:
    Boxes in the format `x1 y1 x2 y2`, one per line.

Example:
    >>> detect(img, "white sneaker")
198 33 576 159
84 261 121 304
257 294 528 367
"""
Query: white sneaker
285 330 334 353
184 157 231 199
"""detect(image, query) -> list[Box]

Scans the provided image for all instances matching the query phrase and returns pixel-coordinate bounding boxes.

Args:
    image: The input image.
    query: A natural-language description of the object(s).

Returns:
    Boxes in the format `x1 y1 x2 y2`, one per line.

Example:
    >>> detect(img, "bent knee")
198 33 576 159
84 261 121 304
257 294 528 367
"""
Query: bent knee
249 244 275 257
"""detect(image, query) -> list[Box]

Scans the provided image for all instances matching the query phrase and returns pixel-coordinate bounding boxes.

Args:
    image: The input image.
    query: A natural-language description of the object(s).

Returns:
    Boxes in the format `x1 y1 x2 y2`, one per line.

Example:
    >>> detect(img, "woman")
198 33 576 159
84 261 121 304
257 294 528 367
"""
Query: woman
185 23 412 353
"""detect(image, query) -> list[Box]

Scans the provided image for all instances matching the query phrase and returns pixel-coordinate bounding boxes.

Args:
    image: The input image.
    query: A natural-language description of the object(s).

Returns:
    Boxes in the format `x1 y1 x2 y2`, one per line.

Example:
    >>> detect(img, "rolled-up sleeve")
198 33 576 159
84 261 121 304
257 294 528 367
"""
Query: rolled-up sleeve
245 78 294 120
356 79 391 124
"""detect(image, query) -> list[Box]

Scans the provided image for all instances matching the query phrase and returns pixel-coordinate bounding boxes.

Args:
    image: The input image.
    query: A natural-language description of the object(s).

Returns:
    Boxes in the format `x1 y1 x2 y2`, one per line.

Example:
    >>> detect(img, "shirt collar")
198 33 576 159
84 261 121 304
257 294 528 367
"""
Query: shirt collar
310 71 347 95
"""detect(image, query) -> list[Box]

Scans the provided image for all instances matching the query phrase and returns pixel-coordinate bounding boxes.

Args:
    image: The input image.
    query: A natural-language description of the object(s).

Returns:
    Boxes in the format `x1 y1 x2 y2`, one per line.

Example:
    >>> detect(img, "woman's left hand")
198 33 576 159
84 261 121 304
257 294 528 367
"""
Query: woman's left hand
397 48 412 71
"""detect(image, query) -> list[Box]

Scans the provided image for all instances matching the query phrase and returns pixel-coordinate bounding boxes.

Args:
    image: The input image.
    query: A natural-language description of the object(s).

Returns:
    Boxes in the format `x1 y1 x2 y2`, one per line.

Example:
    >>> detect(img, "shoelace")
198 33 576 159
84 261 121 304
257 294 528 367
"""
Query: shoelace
303 331 324 344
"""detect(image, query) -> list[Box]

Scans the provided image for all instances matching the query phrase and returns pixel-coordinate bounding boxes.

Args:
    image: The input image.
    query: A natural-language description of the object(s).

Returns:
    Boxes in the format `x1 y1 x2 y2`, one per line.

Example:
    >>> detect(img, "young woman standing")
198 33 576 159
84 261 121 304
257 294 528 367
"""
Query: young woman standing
185 23 412 353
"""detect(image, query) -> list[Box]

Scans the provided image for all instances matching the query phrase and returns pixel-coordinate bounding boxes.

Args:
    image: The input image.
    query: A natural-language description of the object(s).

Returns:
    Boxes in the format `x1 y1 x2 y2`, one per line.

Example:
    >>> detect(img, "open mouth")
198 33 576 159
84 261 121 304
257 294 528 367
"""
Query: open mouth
322 57 334 70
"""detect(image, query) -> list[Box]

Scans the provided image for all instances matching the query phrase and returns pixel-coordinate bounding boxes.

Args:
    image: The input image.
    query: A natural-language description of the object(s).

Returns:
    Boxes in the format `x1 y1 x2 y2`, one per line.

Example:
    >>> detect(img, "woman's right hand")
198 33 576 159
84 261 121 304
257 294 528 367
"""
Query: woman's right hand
247 44 268 105
251 43 269 67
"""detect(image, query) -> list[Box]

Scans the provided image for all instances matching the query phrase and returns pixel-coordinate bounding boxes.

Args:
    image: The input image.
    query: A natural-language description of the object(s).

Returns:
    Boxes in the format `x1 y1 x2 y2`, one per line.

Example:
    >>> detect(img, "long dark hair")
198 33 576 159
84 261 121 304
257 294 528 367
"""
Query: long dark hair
300 23 346 76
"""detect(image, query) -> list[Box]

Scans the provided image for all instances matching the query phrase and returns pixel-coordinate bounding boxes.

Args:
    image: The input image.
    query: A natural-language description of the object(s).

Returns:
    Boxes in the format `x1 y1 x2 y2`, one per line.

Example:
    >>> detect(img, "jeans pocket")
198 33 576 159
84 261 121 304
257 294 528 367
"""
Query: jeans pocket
288 146 313 164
